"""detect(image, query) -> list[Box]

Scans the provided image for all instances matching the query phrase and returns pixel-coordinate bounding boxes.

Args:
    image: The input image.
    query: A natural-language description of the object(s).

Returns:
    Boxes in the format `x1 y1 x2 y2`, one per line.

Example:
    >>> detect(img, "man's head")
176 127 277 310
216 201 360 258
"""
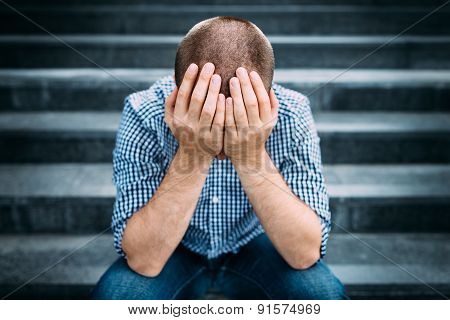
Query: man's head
175 16 274 97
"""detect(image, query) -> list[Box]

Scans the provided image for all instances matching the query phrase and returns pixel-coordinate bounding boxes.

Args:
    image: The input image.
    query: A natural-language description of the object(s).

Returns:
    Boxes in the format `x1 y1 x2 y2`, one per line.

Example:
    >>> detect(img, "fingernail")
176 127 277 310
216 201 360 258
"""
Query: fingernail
250 71 258 80
230 77 238 88
204 62 215 73
187 63 198 75
212 74 221 84
226 97 233 106
237 67 247 77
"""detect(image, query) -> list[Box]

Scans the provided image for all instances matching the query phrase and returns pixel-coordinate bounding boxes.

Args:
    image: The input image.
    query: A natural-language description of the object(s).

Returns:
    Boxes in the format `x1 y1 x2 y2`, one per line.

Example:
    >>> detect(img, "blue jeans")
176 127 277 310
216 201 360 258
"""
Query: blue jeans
91 233 347 299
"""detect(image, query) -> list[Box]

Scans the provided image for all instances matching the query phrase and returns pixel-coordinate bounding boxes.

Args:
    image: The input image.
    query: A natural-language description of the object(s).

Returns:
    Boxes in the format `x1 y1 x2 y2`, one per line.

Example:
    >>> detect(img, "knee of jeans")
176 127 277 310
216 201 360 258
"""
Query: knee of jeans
283 260 347 300
91 258 162 299
91 259 127 299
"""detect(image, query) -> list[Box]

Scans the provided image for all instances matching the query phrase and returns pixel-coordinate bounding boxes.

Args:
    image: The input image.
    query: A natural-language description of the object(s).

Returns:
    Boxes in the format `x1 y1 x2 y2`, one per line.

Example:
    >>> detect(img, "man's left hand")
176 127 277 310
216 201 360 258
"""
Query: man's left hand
224 67 279 170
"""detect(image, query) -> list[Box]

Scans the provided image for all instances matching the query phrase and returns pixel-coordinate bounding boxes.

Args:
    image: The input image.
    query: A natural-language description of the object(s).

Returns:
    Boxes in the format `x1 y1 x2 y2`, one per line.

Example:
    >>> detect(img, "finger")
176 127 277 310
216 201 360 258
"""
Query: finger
188 62 215 121
199 74 221 127
261 88 279 129
249 71 271 123
236 67 260 125
175 63 198 118
164 87 178 128
269 88 279 120
225 97 237 137
212 93 225 134
229 77 248 131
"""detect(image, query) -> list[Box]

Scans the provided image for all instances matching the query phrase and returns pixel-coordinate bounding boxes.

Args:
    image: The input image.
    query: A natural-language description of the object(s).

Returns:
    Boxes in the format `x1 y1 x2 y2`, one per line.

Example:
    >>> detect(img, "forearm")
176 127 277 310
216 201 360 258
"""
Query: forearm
122 149 211 276
234 151 322 270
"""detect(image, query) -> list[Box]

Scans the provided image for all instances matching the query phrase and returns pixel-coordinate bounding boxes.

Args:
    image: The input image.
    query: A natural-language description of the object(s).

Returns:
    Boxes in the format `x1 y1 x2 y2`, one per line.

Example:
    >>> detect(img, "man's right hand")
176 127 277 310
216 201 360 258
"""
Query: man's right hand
165 62 225 165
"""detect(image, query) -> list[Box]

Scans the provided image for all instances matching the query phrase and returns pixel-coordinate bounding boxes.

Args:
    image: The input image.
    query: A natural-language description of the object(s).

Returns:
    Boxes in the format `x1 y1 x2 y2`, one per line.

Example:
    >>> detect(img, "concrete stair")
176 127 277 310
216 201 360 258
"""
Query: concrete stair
0 233 448 299
0 0 449 300
0 164 449 234
1 69 449 111
2 35 450 69
1 112 449 163
1 5 449 35
6 0 450 5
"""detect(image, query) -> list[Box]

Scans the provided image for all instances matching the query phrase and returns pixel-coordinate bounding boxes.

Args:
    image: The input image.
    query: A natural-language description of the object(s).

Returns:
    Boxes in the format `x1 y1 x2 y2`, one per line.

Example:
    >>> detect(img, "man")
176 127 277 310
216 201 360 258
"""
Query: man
92 16 346 299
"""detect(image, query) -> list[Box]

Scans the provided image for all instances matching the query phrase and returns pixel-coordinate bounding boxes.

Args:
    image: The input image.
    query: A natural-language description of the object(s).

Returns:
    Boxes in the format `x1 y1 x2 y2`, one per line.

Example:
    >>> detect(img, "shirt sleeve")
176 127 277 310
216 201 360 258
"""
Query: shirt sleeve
279 98 331 258
111 97 166 257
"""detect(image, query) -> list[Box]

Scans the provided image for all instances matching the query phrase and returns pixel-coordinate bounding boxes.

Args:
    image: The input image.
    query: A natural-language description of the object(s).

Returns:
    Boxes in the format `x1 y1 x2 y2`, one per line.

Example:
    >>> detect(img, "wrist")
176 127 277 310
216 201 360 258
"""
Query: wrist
232 148 269 174
175 147 213 174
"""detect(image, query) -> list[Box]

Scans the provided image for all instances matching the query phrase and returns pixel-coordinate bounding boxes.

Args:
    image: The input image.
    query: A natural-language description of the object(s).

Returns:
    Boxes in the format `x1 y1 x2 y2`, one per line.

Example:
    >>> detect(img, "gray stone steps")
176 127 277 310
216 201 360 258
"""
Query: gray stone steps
0 163 449 234
1 68 449 112
0 233 448 299
6 1 449 5
1 35 450 69
1 111 449 163
1 5 449 35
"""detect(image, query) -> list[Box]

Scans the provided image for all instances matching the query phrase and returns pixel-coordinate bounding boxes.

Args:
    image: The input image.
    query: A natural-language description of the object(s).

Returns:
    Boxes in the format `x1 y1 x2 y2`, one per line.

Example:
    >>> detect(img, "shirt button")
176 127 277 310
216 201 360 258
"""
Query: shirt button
212 196 220 204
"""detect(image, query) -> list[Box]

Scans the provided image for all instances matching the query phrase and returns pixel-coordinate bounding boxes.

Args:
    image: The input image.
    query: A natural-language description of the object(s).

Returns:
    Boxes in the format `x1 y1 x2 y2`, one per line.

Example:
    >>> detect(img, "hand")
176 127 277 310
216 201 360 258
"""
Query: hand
165 62 226 164
224 67 279 169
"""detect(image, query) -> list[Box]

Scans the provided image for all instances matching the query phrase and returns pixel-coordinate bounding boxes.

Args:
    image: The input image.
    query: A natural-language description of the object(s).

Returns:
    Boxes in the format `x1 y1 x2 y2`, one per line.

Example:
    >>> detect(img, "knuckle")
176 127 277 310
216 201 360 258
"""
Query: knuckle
173 118 183 128
202 110 213 119
260 102 270 112
178 89 188 100
247 98 258 108
236 110 246 118
225 129 235 137
191 93 203 105
262 97 271 106
212 123 223 132
199 72 210 82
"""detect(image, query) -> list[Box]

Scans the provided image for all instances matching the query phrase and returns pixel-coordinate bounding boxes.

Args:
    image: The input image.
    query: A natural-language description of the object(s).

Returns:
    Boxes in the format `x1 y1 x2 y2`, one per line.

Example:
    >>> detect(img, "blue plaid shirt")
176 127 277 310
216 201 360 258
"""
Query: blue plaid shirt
112 76 331 259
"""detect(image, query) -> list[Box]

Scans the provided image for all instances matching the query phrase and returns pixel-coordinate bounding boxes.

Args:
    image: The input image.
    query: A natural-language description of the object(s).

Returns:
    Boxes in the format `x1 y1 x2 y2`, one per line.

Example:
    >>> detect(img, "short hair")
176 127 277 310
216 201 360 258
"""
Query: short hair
174 16 275 97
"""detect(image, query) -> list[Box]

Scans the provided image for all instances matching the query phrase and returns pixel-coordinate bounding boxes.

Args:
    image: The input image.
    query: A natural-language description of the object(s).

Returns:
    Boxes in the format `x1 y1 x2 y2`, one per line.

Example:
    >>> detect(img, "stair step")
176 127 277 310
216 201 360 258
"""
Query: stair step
0 163 449 233
1 35 449 69
1 69 449 112
1 111 449 163
7 0 449 6
0 233 448 299
1 5 449 35
317 112 450 163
